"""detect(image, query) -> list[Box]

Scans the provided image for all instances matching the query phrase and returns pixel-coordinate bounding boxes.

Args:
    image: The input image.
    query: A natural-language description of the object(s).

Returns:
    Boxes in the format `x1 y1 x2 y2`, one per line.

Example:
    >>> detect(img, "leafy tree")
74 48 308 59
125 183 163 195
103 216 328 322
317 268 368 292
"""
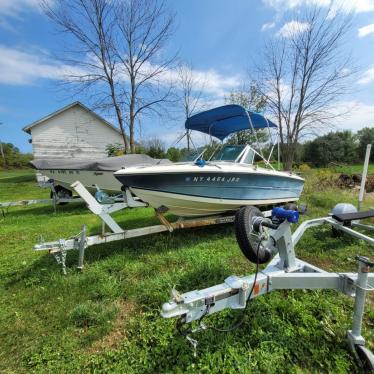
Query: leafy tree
105 143 125 157
357 127 374 162
178 147 194 161
0 143 32 169
143 138 166 159
224 84 268 145
303 131 358 167
166 147 181 162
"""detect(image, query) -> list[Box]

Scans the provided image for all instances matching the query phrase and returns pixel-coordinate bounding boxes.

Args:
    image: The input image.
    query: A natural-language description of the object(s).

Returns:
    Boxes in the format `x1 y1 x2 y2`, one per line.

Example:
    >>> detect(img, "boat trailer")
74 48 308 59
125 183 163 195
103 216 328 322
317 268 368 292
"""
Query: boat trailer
161 206 374 370
33 181 236 274
0 174 84 215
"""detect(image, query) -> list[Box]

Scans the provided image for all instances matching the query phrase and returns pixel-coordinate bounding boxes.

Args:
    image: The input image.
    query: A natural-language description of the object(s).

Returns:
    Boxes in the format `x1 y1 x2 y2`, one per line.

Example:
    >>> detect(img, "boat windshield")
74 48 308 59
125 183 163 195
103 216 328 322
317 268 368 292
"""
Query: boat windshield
210 145 246 162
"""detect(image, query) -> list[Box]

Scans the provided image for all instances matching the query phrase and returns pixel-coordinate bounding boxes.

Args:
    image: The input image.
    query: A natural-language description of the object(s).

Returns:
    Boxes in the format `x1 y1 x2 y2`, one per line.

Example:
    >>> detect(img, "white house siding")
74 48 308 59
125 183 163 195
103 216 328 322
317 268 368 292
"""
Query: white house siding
30 105 123 159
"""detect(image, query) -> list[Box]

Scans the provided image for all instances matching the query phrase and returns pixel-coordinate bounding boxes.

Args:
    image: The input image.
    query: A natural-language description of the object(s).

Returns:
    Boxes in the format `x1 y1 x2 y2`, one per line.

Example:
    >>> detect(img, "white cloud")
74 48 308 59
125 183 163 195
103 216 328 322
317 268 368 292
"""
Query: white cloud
0 0 45 16
0 0 53 30
139 61 242 98
151 127 214 149
0 45 84 85
358 66 374 84
332 100 374 131
261 22 276 31
277 20 310 37
182 70 241 98
263 0 329 10
358 23 374 37
263 0 374 13
0 45 242 101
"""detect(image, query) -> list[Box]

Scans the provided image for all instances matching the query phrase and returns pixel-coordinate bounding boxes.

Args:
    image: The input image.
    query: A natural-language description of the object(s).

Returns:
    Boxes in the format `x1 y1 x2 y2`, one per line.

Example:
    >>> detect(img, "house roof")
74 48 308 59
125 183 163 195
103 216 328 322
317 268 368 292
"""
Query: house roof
23 101 122 135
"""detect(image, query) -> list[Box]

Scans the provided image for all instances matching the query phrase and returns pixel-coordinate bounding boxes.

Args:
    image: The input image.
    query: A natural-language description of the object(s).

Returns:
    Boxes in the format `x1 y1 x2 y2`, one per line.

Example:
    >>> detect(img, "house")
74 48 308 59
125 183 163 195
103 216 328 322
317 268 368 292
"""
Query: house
23 102 124 159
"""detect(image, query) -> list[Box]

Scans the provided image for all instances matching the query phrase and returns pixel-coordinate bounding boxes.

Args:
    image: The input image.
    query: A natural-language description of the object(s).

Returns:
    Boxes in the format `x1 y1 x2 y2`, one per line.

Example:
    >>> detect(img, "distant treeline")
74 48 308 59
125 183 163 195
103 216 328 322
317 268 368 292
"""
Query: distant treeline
290 127 373 167
0 143 32 169
107 127 374 167
2 126 372 170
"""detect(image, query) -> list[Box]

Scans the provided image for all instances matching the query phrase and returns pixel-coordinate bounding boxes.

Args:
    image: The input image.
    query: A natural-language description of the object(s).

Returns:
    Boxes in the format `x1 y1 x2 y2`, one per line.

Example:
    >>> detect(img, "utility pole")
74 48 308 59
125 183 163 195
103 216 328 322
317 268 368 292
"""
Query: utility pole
0 122 6 166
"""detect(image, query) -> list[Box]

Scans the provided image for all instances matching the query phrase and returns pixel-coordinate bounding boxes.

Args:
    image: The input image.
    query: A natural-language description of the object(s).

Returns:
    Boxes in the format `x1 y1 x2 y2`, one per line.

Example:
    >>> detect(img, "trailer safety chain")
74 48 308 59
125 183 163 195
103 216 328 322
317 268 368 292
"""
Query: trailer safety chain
197 236 262 333
177 228 267 357
52 239 67 275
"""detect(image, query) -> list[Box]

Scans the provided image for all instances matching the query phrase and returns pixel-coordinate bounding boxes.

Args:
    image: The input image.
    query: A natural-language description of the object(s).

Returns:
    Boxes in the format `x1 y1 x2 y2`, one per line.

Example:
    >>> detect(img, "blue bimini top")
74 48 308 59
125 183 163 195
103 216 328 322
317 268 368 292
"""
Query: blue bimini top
185 104 277 140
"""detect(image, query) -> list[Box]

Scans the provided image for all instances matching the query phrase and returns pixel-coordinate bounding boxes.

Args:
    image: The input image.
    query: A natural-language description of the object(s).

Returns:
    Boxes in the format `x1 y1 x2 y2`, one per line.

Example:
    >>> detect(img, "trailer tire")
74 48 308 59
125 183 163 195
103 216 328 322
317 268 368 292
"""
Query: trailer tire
355 345 374 373
283 202 298 211
51 186 72 205
235 206 272 264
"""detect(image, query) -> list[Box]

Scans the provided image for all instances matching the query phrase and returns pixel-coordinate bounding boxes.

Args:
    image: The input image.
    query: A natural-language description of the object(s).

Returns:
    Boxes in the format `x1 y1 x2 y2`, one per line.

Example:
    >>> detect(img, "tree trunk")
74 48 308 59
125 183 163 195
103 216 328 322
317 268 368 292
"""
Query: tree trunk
129 76 136 153
130 116 135 153
282 143 295 171
113 103 129 153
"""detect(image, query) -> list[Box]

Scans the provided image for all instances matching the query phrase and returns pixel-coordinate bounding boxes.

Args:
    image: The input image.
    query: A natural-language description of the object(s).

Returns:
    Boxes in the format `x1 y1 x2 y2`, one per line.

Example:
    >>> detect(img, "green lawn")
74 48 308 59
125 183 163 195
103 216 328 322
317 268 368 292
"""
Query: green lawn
0 168 374 373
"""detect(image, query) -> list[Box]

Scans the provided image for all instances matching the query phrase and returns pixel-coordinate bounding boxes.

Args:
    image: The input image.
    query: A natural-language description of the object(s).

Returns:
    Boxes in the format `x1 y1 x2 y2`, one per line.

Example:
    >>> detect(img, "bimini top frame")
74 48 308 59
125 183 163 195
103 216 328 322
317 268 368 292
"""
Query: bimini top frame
185 104 277 140
185 104 279 170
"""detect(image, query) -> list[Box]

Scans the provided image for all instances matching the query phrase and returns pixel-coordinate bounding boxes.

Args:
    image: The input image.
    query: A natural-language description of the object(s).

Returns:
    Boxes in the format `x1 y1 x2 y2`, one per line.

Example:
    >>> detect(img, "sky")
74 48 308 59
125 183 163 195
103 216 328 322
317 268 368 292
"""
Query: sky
0 0 373 153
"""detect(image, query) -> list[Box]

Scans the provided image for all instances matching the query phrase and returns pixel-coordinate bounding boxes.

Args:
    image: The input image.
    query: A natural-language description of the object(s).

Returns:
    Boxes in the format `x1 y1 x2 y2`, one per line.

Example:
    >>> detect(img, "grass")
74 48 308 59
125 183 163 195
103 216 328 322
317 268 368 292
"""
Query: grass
323 163 374 174
0 168 374 373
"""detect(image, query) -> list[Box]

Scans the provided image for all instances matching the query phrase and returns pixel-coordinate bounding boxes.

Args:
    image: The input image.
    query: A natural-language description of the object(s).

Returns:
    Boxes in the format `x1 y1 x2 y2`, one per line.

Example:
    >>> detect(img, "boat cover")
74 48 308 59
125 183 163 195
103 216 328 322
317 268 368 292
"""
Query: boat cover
185 104 277 140
30 154 172 171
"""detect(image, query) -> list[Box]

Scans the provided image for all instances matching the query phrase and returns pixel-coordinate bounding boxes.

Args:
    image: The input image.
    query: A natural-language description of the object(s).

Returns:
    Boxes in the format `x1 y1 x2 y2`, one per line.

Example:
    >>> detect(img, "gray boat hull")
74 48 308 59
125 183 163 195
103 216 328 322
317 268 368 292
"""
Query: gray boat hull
115 170 304 217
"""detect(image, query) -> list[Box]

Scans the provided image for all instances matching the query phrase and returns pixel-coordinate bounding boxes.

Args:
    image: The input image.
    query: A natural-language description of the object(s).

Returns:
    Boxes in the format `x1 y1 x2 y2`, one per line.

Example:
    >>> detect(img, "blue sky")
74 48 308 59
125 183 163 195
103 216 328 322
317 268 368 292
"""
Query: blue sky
0 0 373 153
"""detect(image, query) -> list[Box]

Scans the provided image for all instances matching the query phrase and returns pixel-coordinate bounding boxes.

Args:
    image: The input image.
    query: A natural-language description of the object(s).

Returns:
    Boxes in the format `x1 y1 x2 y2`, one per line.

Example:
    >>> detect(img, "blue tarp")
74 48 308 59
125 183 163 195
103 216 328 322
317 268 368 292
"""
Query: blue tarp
185 104 277 140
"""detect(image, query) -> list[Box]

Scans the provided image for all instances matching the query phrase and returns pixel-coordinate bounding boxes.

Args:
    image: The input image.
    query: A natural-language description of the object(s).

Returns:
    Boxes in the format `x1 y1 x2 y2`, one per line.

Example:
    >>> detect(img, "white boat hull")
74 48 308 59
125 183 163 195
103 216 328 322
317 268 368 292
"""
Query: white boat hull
115 162 304 217
131 188 299 217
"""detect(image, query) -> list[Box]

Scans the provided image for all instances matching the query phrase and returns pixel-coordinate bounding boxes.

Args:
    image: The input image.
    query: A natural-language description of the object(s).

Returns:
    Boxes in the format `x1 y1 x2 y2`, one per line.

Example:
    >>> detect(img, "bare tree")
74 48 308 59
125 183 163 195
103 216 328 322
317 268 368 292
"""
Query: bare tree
43 0 130 151
256 6 354 170
224 84 267 145
115 0 177 153
43 0 176 154
178 63 205 150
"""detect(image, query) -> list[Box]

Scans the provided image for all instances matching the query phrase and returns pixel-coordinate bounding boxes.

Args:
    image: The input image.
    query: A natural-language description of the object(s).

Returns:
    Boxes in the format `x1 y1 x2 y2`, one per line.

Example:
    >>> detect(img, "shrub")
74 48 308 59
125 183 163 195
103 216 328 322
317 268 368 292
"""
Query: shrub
296 163 311 173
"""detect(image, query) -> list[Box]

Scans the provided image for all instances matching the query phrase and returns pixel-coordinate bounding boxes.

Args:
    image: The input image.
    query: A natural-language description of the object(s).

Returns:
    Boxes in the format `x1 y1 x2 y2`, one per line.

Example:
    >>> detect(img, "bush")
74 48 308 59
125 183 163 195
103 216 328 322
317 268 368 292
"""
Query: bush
302 131 358 167
303 169 337 195
0 142 32 169
105 143 125 157
357 127 374 162
296 163 311 173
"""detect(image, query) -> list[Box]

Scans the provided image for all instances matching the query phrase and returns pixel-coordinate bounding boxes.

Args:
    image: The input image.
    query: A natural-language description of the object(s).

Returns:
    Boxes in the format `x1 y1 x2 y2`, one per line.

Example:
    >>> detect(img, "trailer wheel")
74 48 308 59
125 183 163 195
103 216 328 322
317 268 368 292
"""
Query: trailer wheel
283 202 298 211
235 206 272 264
355 345 374 373
51 186 72 205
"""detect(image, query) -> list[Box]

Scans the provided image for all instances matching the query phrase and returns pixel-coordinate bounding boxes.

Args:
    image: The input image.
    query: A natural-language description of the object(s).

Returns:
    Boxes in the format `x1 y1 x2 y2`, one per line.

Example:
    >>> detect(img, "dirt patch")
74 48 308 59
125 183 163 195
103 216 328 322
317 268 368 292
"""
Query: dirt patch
366 192 374 203
87 300 136 353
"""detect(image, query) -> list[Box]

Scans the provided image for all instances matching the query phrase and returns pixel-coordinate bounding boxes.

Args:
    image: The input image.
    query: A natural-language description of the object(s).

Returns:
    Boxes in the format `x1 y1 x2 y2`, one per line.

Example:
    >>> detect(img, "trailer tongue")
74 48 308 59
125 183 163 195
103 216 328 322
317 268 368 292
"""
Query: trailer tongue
161 205 374 371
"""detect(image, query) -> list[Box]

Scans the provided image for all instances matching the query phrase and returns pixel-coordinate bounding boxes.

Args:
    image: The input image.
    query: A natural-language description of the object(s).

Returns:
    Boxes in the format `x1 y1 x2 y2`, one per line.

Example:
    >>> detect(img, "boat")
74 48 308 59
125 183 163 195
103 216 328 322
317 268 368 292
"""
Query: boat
30 154 172 198
114 105 304 217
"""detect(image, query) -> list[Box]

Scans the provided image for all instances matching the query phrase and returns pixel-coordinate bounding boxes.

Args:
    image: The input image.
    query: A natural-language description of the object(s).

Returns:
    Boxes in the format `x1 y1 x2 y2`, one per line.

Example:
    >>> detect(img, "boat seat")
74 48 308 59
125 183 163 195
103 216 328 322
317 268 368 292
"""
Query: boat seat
332 209 374 222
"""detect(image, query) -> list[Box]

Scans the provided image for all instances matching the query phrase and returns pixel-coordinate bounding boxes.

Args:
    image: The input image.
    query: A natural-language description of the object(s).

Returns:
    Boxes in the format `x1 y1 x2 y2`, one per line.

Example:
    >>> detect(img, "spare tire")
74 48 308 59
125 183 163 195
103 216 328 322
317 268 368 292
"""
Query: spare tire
235 206 272 264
